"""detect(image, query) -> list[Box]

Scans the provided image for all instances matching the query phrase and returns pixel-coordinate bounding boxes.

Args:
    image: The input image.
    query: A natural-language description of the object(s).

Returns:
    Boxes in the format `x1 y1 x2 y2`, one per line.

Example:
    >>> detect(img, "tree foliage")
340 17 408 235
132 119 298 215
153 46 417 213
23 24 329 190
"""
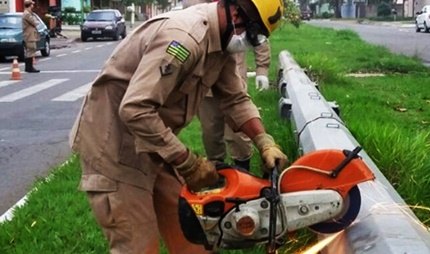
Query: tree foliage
121 0 172 10
121 0 156 7
284 0 302 28
156 0 171 10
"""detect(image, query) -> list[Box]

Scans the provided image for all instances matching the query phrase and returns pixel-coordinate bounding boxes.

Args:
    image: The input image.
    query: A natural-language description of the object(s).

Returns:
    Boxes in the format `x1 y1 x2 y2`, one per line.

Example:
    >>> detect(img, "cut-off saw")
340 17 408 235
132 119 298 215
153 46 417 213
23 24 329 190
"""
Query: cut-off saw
179 147 375 253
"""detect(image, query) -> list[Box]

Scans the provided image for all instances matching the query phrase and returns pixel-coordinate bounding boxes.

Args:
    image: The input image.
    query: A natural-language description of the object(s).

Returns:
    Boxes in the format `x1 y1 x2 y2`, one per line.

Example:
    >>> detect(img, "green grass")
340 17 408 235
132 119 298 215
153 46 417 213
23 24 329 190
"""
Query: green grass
0 157 108 253
1 23 429 253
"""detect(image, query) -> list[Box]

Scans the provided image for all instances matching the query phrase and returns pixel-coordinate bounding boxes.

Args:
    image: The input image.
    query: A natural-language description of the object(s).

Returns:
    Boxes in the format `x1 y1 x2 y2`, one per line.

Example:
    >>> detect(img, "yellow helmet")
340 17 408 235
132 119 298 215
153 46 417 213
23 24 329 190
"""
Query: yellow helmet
237 0 284 36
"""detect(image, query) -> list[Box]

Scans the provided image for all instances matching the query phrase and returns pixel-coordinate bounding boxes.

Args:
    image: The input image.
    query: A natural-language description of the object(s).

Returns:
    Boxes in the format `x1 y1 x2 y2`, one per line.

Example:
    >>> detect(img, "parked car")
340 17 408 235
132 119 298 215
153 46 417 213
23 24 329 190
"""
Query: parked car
415 5 430 32
300 10 312 21
0 12 50 61
80 9 126 42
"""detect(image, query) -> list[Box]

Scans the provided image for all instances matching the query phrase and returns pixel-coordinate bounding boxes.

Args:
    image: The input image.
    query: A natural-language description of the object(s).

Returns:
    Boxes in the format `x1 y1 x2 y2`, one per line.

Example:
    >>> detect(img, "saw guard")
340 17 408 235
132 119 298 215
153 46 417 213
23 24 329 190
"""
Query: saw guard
279 149 375 198
308 185 361 234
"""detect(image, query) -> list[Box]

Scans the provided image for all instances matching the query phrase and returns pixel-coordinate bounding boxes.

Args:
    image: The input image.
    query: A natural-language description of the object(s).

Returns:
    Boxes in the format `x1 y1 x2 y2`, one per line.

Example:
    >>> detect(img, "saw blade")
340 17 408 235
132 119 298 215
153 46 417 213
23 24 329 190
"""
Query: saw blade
308 185 361 234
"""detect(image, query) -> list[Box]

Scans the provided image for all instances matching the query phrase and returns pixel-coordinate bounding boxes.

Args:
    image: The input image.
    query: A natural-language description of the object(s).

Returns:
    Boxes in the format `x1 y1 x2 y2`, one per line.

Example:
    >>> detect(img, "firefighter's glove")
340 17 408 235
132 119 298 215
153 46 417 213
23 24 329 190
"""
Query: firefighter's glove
252 133 288 173
256 75 269 91
174 152 219 192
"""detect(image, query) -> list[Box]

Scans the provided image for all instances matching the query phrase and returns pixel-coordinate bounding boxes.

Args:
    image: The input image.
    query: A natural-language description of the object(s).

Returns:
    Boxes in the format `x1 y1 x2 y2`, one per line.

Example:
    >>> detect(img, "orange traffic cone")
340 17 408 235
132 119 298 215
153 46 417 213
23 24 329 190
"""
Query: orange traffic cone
10 58 21 80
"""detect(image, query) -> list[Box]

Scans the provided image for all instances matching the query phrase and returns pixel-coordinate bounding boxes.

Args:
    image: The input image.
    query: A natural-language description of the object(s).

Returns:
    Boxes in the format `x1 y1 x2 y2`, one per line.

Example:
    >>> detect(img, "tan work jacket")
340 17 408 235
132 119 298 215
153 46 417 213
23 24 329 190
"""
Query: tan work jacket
23 9 40 42
70 3 260 188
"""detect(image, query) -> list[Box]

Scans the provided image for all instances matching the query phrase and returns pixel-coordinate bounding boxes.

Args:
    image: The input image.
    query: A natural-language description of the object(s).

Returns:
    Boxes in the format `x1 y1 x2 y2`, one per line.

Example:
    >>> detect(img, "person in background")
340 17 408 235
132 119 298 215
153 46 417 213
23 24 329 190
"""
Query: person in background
22 0 40 73
183 0 272 171
70 0 287 253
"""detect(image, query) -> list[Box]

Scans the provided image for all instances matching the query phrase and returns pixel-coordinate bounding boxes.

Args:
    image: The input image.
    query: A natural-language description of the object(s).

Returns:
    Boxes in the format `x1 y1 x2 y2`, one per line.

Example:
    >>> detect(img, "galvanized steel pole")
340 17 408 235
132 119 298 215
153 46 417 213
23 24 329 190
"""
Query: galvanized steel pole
277 50 430 253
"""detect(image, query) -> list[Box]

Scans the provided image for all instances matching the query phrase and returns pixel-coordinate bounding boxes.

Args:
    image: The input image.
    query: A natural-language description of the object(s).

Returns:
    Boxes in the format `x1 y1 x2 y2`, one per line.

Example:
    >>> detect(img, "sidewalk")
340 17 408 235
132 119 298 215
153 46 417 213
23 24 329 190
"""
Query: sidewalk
321 18 416 28
50 25 80 50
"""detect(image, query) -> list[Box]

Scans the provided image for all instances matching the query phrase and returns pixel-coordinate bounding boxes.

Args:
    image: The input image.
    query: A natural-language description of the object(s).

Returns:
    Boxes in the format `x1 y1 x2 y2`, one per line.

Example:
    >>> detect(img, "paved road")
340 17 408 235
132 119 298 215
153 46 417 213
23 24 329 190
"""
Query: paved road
0 21 148 217
0 19 151 219
0 39 119 216
307 19 430 66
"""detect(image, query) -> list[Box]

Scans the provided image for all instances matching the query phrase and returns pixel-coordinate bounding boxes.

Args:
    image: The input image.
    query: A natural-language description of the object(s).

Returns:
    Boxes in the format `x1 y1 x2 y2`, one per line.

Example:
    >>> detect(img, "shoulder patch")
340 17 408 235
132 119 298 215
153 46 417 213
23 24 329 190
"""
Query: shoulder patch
159 62 175 76
166 40 190 63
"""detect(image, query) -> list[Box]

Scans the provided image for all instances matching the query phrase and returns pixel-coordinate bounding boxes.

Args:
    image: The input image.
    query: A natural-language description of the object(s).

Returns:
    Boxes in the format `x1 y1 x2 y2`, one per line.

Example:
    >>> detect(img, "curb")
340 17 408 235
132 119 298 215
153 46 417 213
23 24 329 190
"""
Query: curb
0 195 28 223
0 158 74 223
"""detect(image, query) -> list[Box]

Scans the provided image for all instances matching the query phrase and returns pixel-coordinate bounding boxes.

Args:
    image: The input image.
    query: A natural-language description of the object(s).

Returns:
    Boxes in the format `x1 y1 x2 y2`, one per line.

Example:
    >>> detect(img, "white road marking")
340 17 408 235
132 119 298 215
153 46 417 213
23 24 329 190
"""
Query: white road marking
35 70 100 73
0 70 99 75
398 28 413 33
72 50 81 53
96 45 104 48
52 82 91 101
0 62 24 71
0 79 68 102
56 54 67 57
0 80 20 88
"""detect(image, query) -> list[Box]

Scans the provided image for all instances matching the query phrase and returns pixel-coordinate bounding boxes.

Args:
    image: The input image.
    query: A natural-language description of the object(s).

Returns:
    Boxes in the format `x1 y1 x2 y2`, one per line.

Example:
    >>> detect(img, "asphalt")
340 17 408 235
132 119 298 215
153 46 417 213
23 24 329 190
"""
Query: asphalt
50 26 80 50
50 21 144 49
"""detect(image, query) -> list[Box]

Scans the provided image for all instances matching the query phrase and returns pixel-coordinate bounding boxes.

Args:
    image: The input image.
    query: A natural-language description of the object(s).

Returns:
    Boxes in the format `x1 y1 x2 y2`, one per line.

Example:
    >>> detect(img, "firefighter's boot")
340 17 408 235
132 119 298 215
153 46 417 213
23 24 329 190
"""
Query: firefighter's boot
25 58 40 73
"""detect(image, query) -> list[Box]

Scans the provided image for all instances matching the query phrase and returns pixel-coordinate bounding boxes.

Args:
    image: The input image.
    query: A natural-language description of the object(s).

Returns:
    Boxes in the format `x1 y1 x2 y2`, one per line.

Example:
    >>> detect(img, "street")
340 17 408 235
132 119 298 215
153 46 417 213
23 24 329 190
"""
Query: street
308 19 430 66
0 38 119 214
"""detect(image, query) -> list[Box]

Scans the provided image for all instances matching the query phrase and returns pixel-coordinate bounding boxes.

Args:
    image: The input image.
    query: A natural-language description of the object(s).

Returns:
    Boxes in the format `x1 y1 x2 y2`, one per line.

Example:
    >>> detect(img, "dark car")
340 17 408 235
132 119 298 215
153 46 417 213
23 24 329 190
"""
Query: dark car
80 9 126 42
300 10 312 21
0 12 50 61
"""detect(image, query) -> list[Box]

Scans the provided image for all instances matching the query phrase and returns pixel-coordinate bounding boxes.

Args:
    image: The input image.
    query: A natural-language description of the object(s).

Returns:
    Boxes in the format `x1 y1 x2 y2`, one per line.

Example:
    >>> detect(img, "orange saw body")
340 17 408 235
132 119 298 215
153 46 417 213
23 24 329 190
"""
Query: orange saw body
179 147 375 252
280 148 375 198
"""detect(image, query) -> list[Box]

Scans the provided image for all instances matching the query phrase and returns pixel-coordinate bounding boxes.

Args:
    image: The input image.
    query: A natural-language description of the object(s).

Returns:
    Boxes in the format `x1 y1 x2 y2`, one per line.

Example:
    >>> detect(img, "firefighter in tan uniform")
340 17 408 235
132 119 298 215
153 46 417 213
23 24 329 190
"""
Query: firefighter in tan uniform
22 0 40 73
198 42 271 170
185 0 271 170
69 0 287 253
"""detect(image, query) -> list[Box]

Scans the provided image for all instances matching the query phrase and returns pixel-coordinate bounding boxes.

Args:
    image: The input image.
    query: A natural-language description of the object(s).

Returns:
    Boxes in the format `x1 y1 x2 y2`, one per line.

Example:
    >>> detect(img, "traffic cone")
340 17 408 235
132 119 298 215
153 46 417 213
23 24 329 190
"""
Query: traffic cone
10 58 21 80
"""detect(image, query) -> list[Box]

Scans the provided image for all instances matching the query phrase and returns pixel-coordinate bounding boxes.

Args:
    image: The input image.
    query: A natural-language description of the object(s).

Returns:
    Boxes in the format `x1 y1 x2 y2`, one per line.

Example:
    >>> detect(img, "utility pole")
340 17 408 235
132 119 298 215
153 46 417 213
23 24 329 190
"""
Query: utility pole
131 3 135 28
127 3 135 28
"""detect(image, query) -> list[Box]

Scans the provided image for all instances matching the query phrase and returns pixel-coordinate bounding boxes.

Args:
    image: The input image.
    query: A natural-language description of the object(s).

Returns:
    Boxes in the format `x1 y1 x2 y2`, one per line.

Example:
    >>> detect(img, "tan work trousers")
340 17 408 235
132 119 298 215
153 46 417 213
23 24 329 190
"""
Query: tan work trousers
197 95 253 162
81 160 210 254
24 41 37 58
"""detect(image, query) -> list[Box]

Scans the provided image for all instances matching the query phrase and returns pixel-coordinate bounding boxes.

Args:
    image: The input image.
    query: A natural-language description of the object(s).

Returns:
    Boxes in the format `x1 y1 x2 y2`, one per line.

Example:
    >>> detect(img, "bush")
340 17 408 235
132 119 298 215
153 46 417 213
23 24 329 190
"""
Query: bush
62 6 84 25
82 6 91 13
63 6 76 13
377 2 391 16
322 11 334 19
62 13 83 25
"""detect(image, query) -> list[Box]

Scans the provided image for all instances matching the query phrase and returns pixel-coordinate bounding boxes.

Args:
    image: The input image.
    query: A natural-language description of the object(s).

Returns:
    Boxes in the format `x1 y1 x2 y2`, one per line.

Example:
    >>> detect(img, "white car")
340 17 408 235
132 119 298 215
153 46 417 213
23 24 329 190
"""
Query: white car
416 5 430 32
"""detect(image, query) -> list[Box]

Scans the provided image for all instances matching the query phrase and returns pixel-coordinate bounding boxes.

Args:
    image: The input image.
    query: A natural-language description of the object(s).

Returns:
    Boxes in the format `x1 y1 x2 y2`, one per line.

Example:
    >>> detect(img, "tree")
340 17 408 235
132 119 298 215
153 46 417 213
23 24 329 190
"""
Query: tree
121 0 157 6
284 0 301 28
331 0 343 18
156 0 171 10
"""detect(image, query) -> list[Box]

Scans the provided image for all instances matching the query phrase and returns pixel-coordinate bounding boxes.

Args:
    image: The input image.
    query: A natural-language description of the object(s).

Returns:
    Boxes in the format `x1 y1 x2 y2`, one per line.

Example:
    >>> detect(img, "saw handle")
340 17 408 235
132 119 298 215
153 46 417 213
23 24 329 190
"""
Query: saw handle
266 165 280 254
330 146 362 178
225 197 247 212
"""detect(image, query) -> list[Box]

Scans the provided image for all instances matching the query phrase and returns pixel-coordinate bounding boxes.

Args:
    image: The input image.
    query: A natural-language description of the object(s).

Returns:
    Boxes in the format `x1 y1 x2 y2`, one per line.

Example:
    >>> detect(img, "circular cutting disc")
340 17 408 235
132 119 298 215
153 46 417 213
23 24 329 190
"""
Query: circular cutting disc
309 186 361 234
